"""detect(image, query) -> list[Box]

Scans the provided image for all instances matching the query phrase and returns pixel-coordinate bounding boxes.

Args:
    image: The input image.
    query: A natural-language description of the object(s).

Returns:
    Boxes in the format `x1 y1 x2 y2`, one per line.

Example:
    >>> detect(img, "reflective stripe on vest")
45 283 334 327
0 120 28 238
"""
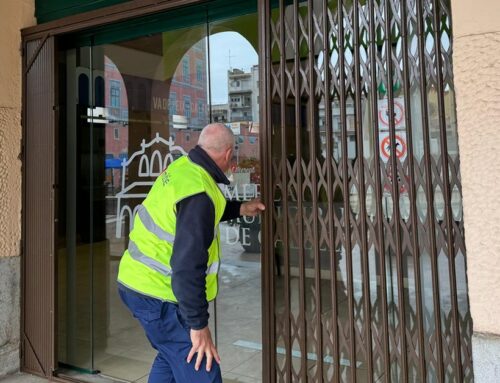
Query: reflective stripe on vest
128 240 171 276
128 239 220 276
137 203 217 244
137 204 175 243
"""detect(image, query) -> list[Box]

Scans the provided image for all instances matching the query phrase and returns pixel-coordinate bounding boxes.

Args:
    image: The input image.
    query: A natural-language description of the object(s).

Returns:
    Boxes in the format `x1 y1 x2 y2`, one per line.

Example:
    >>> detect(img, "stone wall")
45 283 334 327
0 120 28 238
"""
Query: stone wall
452 0 500 337
0 0 36 378
0 258 21 376
451 0 500 381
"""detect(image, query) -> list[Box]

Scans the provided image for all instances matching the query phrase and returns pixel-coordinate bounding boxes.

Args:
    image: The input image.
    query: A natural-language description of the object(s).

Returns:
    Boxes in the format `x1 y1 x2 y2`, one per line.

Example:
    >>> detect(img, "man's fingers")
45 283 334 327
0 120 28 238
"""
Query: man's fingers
195 350 204 371
187 346 196 364
213 347 221 364
205 351 213 372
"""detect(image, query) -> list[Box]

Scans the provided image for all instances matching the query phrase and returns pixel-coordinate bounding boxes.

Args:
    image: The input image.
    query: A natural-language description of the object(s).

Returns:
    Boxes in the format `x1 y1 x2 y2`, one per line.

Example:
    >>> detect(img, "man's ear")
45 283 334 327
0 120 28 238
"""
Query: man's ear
225 148 233 163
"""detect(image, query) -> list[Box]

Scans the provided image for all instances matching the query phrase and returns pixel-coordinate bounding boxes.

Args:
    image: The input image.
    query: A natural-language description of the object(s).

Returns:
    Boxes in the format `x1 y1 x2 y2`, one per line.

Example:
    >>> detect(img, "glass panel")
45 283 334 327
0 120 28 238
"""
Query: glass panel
90 21 210 382
209 13 262 382
57 2 260 382
57 45 95 373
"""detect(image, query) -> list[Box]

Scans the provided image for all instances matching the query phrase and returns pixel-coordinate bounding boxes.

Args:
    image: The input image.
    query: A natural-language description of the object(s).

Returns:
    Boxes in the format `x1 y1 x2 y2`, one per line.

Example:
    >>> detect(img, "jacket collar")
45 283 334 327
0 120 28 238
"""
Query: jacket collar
188 145 230 185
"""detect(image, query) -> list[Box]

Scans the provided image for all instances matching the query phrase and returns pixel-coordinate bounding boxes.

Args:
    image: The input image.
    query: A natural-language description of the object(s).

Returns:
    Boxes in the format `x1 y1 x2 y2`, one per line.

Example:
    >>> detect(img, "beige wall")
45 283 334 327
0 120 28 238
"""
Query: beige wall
0 0 35 258
452 0 500 335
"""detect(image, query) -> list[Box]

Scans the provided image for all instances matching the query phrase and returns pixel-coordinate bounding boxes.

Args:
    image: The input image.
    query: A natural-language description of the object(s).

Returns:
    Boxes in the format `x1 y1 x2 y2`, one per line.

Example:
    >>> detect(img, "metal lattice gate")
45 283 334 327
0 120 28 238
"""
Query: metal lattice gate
260 0 473 381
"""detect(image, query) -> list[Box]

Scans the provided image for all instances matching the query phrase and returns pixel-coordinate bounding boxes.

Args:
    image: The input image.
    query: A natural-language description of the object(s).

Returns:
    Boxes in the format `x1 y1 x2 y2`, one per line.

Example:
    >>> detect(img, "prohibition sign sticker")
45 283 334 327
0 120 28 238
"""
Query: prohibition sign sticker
380 133 407 163
378 98 405 130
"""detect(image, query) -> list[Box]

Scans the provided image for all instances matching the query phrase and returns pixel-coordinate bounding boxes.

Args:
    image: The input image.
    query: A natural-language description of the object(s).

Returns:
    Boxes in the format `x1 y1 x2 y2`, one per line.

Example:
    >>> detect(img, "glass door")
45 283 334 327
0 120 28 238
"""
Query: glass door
209 15 262 382
57 2 262 382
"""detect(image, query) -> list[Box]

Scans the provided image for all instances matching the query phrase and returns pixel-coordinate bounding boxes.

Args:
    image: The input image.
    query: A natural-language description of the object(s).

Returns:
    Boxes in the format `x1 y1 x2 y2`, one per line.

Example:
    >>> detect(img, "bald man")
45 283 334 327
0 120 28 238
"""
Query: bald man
117 123 265 383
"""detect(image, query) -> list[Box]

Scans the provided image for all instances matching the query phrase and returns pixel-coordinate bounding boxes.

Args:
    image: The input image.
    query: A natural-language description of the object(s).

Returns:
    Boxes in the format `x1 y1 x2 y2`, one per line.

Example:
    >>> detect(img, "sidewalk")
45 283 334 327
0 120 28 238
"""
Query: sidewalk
0 374 47 383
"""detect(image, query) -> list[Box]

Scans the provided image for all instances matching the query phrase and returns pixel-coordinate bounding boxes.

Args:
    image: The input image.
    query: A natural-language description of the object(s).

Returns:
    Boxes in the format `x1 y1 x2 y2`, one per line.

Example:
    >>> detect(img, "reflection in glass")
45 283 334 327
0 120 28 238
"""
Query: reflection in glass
57 3 261 382
209 14 262 381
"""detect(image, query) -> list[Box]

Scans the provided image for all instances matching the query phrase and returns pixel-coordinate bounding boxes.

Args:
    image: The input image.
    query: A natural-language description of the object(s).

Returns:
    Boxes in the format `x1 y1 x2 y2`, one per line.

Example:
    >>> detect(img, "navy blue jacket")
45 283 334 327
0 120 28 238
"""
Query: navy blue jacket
170 145 241 330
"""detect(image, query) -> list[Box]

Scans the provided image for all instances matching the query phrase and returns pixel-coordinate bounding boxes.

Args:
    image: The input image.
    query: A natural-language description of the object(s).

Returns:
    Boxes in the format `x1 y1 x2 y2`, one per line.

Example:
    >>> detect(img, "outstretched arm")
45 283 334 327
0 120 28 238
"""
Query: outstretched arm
240 199 266 216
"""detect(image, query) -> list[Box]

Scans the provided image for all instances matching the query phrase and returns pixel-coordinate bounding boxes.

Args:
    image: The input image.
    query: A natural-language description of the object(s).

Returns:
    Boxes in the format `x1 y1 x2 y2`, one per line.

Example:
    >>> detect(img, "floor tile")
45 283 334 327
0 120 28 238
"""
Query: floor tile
93 355 151 382
0 374 48 383
217 343 259 373
222 372 261 383
226 353 262 379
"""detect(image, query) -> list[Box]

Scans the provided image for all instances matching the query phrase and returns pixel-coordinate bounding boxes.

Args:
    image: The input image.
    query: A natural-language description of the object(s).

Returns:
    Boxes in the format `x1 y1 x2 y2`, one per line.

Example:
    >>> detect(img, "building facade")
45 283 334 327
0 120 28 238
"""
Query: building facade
1 0 500 382
227 66 260 124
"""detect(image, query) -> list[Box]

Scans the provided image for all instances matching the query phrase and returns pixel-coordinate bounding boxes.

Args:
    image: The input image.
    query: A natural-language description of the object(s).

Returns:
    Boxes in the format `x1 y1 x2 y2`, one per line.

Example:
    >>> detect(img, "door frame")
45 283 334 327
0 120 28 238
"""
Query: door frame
22 0 273 380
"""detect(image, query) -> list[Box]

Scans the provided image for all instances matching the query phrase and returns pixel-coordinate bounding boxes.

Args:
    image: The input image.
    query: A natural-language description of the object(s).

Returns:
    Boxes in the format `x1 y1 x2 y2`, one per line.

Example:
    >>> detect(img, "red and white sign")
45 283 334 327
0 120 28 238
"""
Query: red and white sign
379 132 407 163
378 97 405 131
384 163 409 195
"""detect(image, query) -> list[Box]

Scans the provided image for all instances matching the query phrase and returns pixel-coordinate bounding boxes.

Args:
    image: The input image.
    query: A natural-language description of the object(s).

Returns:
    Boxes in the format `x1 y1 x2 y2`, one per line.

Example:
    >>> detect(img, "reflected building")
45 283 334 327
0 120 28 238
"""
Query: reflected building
211 103 229 123
102 41 209 190
169 39 208 131
228 65 259 123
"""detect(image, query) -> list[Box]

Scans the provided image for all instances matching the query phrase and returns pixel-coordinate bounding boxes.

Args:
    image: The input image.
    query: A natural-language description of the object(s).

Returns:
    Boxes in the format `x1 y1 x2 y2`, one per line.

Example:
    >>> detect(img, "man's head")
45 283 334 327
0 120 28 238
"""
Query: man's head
198 123 235 173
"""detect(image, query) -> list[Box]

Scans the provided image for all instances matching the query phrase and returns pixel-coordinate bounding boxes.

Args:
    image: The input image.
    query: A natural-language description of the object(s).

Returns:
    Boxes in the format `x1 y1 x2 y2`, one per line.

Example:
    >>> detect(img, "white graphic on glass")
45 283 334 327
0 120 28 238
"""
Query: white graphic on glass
114 133 187 238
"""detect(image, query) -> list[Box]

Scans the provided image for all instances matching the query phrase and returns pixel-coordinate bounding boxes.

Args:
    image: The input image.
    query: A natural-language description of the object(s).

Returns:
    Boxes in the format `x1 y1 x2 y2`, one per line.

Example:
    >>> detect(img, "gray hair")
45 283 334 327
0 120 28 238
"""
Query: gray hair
198 123 235 153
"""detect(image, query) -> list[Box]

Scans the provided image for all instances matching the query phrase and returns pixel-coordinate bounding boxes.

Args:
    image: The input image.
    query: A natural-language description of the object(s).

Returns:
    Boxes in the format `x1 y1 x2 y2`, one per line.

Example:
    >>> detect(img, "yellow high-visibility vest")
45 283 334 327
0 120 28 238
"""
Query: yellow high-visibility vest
117 155 226 302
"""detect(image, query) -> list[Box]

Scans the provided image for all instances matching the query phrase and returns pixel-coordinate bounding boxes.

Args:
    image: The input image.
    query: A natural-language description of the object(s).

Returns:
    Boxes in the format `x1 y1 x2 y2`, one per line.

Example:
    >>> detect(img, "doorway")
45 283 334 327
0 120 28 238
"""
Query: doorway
55 2 263 382
22 0 473 382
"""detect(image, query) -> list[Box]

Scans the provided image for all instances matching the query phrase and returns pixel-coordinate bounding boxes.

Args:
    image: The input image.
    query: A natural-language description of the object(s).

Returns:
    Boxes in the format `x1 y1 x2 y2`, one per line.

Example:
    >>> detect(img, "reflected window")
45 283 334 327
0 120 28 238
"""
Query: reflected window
184 96 191 119
95 76 105 107
198 100 204 116
196 60 203 83
78 73 89 105
114 127 119 140
170 92 177 115
182 56 190 83
110 80 121 108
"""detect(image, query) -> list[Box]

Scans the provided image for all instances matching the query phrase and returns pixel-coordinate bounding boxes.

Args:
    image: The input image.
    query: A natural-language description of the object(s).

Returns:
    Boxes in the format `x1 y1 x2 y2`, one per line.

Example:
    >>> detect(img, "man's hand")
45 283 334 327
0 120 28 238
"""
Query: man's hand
240 199 266 216
187 326 220 372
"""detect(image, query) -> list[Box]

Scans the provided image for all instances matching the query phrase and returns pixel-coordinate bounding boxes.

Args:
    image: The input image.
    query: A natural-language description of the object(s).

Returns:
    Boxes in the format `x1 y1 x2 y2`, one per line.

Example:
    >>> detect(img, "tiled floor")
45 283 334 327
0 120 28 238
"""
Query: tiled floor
0 374 47 383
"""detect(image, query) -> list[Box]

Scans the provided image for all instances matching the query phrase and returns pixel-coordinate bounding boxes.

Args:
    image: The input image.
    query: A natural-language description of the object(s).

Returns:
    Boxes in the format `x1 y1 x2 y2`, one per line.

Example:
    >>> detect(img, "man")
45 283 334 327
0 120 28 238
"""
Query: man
117 123 265 383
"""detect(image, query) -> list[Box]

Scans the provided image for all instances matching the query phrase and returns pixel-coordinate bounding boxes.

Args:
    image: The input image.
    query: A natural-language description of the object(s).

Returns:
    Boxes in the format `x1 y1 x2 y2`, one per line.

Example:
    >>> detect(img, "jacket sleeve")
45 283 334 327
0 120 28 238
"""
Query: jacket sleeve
221 200 242 222
170 192 215 330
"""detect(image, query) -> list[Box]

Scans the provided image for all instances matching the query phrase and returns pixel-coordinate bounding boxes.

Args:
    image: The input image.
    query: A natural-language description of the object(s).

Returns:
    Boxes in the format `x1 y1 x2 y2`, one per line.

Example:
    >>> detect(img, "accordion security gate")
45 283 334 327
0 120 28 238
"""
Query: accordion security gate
260 0 472 382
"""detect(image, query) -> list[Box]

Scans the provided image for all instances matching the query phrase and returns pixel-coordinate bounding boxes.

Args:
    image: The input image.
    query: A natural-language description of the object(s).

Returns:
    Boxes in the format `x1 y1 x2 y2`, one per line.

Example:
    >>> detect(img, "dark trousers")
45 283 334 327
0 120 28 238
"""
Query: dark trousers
119 288 222 383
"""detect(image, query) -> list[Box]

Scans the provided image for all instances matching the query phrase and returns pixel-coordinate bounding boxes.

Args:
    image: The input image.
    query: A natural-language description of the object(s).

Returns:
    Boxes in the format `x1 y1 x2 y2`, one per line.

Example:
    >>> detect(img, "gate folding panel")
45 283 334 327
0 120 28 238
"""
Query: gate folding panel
22 36 56 377
260 0 473 382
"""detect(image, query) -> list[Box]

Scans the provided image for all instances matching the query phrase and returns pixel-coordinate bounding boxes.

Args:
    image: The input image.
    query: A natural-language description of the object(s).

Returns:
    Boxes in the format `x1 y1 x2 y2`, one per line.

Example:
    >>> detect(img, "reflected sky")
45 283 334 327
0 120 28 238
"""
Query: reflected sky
209 32 258 104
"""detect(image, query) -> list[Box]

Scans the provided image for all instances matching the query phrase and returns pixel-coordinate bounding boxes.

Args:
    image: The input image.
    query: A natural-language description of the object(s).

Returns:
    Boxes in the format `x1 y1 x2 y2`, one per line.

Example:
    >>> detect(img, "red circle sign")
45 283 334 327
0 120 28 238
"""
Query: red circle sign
381 134 407 160
384 163 409 194
379 100 404 127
